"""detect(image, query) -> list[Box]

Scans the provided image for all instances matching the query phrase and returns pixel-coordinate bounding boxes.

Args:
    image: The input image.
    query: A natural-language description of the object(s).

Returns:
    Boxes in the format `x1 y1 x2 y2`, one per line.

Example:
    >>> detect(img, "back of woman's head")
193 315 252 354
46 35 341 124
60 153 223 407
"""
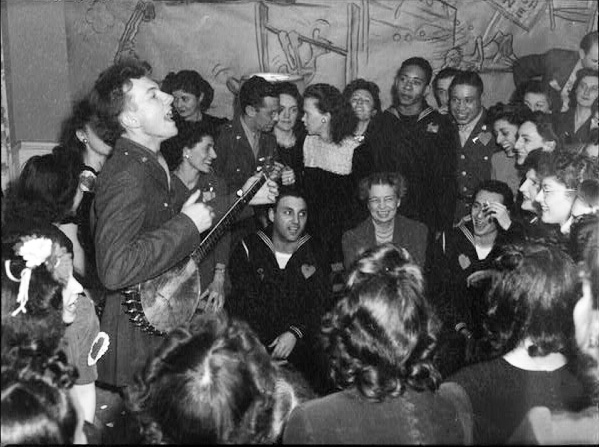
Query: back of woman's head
3 154 79 228
485 242 578 357
128 312 291 444
2 233 76 375
303 83 357 144
1 363 79 445
323 244 440 401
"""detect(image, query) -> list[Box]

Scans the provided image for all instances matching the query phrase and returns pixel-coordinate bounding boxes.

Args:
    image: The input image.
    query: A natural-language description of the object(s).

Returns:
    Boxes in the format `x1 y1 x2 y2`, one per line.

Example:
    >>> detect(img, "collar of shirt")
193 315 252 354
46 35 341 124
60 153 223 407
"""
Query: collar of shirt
240 116 260 155
561 60 583 112
458 109 483 145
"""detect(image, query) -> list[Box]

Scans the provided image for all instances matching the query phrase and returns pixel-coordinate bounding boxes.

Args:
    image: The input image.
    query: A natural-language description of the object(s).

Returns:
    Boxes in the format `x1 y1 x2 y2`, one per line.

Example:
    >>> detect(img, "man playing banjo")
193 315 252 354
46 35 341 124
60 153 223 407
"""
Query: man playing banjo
90 59 278 389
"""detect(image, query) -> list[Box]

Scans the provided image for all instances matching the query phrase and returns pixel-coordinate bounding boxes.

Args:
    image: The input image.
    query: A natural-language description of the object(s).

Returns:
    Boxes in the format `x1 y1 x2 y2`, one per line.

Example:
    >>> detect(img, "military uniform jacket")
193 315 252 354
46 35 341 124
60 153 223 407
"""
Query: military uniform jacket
91 137 201 386
453 111 497 221
213 116 278 194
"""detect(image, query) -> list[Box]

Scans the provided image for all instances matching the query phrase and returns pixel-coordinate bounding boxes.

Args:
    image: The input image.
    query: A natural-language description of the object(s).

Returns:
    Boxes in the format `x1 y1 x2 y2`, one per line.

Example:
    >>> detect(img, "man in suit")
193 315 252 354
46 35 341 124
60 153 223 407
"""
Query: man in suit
513 31 598 113
449 71 498 223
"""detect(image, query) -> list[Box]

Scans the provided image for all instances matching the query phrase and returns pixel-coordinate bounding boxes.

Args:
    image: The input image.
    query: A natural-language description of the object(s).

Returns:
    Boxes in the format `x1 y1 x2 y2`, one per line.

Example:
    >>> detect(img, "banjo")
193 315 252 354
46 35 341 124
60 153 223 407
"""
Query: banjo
121 168 271 335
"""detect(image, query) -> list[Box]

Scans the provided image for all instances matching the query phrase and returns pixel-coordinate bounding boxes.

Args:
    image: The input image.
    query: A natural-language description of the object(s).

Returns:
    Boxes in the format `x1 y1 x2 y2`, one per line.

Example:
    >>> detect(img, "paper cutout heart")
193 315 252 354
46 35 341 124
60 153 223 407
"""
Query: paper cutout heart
458 254 471 270
301 264 316 279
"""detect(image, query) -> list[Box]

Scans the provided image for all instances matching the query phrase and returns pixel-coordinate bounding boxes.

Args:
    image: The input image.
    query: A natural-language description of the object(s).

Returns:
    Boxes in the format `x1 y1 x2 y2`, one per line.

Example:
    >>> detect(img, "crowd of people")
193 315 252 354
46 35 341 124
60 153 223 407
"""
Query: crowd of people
1 30 598 444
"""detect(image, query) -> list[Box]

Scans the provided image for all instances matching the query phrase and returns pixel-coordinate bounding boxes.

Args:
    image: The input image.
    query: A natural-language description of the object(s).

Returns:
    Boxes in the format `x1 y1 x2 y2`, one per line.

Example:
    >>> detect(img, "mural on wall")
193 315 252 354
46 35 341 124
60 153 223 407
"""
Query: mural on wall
1 32 11 192
64 0 597 118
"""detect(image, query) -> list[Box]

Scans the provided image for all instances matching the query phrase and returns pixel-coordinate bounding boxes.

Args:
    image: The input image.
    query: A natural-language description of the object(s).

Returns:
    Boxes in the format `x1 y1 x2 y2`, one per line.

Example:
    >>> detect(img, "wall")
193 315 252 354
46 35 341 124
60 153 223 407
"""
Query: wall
1 0 597 188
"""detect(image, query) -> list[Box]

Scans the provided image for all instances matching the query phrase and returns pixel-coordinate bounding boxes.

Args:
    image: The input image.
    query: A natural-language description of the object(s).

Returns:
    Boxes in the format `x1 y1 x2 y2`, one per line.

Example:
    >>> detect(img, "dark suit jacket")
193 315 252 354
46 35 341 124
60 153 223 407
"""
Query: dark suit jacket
553 108 594 145
341 215 429 269
512 49 580 113
213 115 278 194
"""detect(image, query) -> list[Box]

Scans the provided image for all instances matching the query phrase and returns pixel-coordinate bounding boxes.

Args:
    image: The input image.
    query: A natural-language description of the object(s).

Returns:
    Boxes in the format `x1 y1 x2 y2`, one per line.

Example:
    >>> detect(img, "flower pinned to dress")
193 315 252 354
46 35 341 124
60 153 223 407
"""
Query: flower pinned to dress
6 235 72 317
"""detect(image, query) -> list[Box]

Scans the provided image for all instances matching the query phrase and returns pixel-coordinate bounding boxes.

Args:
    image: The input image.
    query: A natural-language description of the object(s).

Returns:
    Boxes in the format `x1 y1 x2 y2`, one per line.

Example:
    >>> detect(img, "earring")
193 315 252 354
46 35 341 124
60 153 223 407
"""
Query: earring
321 118 327 123
82 138 89 145
184 154 190 159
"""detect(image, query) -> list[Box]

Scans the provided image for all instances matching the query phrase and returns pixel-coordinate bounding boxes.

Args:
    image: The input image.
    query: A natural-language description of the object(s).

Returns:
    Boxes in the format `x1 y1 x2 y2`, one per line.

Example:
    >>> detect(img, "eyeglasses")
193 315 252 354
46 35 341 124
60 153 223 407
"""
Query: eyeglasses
368 196 397 206
540 187 576 197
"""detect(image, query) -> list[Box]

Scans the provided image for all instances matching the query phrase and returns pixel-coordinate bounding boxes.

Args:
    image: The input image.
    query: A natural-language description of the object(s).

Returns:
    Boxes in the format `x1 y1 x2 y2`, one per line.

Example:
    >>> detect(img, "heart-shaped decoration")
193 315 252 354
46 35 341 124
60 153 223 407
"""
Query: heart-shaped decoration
301 264 316 279
458 254 471 270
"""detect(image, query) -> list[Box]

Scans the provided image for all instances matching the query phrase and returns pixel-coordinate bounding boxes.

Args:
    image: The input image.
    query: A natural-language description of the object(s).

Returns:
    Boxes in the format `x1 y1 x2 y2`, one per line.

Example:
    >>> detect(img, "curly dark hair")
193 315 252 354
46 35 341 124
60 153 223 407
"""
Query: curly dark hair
568 68 598 110
321 244 441 401
1 234 74 380
275 81 305 135
303 83 358 144
1 358 79 445
56 96 115 169
88 59 152 145
126 312 296 444
3 153 80 231
510 80 554 110
343 78 382 116
160 121 215 171
161 69 215 112
483 242 578 358
486 101 533 127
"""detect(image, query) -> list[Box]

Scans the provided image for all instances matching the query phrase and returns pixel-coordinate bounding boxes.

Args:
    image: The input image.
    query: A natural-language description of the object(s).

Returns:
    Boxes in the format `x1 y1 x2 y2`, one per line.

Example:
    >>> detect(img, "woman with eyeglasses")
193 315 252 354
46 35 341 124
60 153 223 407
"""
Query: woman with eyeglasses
342 172 428 270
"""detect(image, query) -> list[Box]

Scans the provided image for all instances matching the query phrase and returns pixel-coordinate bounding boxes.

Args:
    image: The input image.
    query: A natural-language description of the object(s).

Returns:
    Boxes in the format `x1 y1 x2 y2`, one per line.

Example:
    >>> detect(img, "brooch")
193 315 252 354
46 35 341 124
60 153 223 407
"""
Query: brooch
427 123 439 134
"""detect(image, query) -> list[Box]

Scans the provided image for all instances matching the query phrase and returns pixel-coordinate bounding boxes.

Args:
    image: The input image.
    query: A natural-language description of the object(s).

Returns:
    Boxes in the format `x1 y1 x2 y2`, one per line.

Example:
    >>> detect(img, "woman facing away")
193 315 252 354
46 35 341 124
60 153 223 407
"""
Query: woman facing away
442 242 588 444
53 96 114 315
342 172 428 269
283 244 467 445
301 83 370 268
2 231 104 440
126 311 300 444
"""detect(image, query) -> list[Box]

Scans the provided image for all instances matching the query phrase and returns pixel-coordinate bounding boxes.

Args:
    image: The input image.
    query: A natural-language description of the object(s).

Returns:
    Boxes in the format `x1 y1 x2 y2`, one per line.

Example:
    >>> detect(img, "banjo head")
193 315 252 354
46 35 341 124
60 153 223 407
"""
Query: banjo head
139 258 201 333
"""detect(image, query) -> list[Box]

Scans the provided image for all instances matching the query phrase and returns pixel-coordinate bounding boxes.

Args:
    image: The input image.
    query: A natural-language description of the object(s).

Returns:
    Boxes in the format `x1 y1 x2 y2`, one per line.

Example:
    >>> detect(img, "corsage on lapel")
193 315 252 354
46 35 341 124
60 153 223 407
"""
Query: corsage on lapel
301 264 316 279
458 253 471 270
427 123 439 134
473 125 492 145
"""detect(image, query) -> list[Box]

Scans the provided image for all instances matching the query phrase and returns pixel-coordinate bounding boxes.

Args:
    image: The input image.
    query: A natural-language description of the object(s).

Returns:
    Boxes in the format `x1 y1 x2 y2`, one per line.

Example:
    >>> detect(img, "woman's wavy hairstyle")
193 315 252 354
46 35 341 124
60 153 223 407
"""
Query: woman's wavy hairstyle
303 83 358 144
126 312 296 444
161 69 215 112
569 68 598 110
486 101 533 127
1 231 76 381
321 244 441 401
510 80 553 110
343 78 382 116
160 121 215 171
482 242 578 358
3 153 79 228
524 110 561 147
537 152 599 190
358 171 407 202
275 81 304 135
56 95 115 167
1 359 78 445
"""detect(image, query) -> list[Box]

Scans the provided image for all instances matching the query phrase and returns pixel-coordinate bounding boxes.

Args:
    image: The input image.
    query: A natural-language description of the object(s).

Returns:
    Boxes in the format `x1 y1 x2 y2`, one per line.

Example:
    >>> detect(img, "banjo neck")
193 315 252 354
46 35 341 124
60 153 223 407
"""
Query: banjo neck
191 171 268 264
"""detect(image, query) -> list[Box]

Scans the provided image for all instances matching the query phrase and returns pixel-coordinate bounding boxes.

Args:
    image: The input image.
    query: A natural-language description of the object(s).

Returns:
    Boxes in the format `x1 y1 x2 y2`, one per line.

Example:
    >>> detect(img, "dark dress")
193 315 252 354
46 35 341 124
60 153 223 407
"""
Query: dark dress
283 386 466 444
302 135 370 266
276 131 306 189
553 108 593 146
447 357 588 444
